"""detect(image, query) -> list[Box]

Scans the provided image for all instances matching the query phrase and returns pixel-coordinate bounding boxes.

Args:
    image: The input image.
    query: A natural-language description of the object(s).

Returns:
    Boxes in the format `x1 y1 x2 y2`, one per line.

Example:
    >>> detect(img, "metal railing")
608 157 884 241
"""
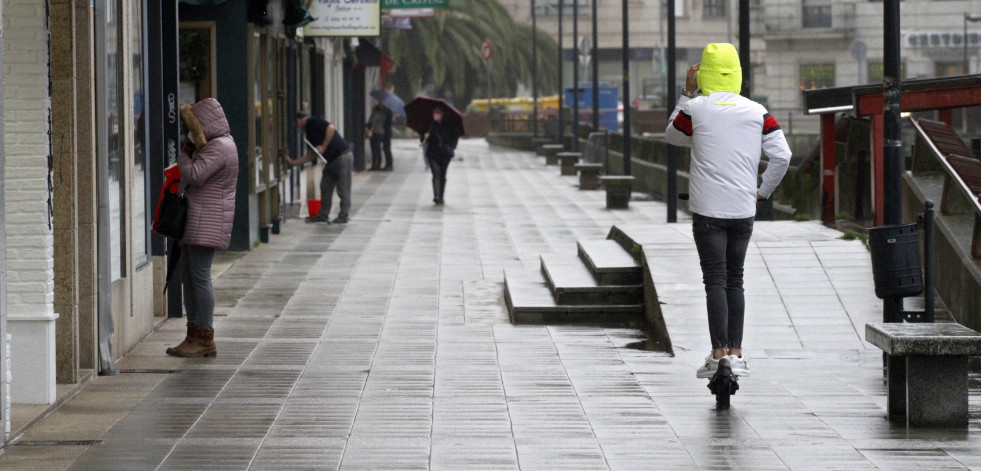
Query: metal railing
909 116 981 258
753 2 856 34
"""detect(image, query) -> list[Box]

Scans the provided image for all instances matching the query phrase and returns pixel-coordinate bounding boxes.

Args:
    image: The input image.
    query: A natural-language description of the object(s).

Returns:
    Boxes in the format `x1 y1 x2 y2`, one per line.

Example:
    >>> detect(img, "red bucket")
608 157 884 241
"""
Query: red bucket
307 199 322 219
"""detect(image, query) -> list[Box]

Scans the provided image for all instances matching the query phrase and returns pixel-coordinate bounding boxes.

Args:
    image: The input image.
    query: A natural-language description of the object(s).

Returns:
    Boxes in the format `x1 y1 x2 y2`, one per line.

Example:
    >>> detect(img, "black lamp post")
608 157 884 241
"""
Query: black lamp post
533 0 538 138
573 0 579 151
883 0 902 322
622 0 631 175
739 0 750 98
557 0 564 145
591 0 598 132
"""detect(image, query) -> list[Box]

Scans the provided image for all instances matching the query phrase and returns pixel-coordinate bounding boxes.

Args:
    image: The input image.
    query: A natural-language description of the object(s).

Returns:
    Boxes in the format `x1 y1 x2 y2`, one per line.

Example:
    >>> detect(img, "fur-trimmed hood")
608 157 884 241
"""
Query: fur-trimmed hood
181 98 231 149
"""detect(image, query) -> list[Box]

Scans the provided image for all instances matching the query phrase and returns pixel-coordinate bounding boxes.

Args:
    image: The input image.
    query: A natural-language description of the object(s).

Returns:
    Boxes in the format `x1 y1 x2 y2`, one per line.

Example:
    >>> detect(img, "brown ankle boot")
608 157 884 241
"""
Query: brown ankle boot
166 325 197 356
171 328 217 358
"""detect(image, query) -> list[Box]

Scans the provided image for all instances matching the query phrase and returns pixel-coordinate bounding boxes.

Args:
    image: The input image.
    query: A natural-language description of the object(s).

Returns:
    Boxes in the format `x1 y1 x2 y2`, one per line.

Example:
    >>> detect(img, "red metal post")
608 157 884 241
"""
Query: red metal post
939 108 953 126
821 113 837 225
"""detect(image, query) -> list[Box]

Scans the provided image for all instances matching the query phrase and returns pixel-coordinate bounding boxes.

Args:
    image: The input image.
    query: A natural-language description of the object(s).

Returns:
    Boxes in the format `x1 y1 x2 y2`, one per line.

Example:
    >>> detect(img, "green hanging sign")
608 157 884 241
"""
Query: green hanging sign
382 0 448 9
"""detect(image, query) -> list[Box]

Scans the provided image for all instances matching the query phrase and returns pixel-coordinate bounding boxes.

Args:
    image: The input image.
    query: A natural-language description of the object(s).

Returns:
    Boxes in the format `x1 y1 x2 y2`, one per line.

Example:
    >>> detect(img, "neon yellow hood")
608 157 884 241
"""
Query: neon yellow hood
696 43 742 95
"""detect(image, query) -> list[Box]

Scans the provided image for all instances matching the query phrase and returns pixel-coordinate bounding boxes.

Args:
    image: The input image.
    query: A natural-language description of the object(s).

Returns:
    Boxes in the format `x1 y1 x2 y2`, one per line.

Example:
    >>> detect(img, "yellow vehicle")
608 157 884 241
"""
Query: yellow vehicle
470 95 561 113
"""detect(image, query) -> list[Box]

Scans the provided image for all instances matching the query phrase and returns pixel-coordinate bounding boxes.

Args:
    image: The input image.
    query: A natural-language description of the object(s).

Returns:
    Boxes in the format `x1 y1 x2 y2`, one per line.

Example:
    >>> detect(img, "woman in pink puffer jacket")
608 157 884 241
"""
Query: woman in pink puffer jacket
166 98 238 358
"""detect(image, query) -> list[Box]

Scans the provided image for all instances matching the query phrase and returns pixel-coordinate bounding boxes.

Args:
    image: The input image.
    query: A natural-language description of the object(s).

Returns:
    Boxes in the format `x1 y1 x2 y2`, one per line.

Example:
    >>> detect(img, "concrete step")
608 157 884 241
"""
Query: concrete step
577 240 643 285
540 254 643 306
504 268 644 325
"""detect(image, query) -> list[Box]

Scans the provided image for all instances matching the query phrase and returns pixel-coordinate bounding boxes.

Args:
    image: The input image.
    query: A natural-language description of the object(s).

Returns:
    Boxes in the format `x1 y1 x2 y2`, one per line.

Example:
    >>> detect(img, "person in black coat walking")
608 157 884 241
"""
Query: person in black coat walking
422 105 459 205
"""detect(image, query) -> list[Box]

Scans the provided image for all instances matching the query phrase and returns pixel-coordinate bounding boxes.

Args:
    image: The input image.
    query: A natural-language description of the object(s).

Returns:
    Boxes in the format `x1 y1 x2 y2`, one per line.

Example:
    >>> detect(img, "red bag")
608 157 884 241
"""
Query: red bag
153 164 182 232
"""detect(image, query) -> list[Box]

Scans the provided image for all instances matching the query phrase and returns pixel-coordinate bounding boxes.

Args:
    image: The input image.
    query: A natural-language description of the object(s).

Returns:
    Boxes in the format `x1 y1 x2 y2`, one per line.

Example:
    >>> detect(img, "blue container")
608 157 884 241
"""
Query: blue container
565 82 618 131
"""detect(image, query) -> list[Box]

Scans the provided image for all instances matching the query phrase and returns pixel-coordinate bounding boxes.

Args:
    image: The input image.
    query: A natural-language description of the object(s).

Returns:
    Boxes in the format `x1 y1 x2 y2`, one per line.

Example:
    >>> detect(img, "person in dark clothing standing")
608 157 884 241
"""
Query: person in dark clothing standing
287 112 352 224
367 103 394 171
421 106 459 205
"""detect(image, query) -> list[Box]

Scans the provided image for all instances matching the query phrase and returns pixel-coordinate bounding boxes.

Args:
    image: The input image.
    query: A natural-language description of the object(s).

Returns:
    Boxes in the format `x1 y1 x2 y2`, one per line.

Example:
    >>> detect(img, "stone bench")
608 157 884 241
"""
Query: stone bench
575 163 603 190
557 152 581 176
532 137 552 156
865 322 981 427
541 144 565 166
600 176 634 209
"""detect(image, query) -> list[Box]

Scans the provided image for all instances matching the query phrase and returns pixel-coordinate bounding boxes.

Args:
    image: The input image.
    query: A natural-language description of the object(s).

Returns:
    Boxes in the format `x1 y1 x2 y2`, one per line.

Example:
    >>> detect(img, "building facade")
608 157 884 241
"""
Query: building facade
0 0 348 446
502 0 981 134
759 0 981 133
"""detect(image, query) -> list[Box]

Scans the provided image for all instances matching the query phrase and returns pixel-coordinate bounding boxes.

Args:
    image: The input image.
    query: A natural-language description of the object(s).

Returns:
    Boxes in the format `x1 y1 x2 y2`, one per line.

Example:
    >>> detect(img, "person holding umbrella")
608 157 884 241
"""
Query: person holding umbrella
422 105 459 204
405 97 464 205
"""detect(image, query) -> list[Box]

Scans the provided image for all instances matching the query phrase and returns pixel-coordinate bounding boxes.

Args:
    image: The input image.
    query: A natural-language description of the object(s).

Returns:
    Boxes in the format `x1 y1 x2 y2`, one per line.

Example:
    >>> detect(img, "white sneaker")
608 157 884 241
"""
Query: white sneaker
727 355 750 377
696 354 721 379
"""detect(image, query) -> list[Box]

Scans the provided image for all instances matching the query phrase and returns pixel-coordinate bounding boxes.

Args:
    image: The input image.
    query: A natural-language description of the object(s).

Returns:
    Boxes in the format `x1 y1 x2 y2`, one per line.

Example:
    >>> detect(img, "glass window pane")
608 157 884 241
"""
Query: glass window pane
800 64 835 91
132 0 147 267
254 33 265 187
107 0 125 281
302 47 312 113
703 0 726 18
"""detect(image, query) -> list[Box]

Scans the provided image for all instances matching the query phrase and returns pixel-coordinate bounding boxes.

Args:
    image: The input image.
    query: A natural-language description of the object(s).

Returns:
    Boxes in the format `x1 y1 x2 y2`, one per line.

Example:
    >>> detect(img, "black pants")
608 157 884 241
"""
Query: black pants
692 213 755 350
370 134 393 169
427 154 451 201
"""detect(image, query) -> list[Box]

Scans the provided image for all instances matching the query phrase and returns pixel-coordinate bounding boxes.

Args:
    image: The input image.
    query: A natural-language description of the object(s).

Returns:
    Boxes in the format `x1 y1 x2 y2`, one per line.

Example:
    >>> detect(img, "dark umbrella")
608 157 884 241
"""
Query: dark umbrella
370 89 405 117
404 96 465 137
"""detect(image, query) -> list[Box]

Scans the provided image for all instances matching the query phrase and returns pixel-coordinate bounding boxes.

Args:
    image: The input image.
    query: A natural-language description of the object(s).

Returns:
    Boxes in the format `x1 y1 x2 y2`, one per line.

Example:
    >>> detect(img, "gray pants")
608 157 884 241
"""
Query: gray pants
180 244 216 330
319 151 353 219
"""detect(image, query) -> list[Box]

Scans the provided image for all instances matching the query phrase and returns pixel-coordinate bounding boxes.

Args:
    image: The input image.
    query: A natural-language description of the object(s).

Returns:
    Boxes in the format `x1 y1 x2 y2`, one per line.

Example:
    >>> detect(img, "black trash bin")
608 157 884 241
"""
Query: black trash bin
867 223 923 299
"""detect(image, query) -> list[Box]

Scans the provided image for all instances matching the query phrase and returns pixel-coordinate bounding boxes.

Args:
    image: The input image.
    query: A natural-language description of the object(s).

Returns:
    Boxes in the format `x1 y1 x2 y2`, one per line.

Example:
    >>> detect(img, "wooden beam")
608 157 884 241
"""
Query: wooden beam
857 85 981 116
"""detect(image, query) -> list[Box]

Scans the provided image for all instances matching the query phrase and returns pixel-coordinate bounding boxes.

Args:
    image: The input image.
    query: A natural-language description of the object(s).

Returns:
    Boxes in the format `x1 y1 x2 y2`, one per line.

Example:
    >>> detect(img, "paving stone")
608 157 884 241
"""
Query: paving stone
10 140 981 470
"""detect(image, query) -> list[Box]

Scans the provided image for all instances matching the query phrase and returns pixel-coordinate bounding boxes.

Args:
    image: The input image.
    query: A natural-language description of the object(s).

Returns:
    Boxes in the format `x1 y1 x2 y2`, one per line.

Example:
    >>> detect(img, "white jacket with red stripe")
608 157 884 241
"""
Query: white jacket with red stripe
665 91 791 219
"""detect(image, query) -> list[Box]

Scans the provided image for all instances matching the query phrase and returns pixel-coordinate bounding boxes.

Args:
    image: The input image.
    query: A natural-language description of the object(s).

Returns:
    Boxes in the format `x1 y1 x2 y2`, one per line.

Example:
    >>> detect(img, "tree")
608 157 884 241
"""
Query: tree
382 0 558 109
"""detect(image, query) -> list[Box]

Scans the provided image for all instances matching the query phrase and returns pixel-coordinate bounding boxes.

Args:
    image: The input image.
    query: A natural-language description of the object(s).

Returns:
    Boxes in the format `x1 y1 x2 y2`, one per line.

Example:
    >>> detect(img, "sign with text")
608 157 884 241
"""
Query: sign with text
382 0 448 9
304 0 381 37
389 8 435 18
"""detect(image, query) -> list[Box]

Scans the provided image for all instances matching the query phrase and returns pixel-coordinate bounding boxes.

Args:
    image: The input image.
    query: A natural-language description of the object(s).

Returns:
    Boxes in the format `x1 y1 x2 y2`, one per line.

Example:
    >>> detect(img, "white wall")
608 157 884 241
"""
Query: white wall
3 0 58 404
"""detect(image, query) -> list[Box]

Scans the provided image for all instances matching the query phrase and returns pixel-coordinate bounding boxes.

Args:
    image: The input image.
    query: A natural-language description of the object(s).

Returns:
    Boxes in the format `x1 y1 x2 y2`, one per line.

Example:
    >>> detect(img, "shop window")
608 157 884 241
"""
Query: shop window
106 0 125 281
178 23 216 105
301 47 312 114
132 0 148 268
935 62 966 77
251 31 266 191
867 62 907 82
800 64 835 91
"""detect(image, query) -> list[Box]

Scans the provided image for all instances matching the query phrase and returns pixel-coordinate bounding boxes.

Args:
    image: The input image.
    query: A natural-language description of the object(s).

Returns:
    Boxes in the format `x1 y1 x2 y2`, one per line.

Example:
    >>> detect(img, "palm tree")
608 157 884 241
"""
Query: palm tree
382 0 558 109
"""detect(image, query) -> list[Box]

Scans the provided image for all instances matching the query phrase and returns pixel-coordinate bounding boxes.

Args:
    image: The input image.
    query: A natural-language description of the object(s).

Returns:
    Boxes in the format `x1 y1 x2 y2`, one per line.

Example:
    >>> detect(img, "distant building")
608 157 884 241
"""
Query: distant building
502 0 981 134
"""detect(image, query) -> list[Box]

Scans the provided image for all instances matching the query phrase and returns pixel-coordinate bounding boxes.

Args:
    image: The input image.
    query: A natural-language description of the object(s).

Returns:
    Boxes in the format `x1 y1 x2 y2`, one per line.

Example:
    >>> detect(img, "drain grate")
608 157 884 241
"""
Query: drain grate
118 368 185 374
14 440 103 446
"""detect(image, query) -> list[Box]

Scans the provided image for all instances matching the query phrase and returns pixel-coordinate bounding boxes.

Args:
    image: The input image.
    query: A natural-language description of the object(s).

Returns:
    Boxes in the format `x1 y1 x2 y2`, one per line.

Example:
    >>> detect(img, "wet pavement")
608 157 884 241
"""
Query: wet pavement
1 139 980 470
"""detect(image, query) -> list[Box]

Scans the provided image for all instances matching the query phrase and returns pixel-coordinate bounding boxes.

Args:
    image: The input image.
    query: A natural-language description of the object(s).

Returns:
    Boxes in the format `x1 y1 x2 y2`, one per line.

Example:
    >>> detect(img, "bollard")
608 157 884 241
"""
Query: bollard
922 200 935 322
